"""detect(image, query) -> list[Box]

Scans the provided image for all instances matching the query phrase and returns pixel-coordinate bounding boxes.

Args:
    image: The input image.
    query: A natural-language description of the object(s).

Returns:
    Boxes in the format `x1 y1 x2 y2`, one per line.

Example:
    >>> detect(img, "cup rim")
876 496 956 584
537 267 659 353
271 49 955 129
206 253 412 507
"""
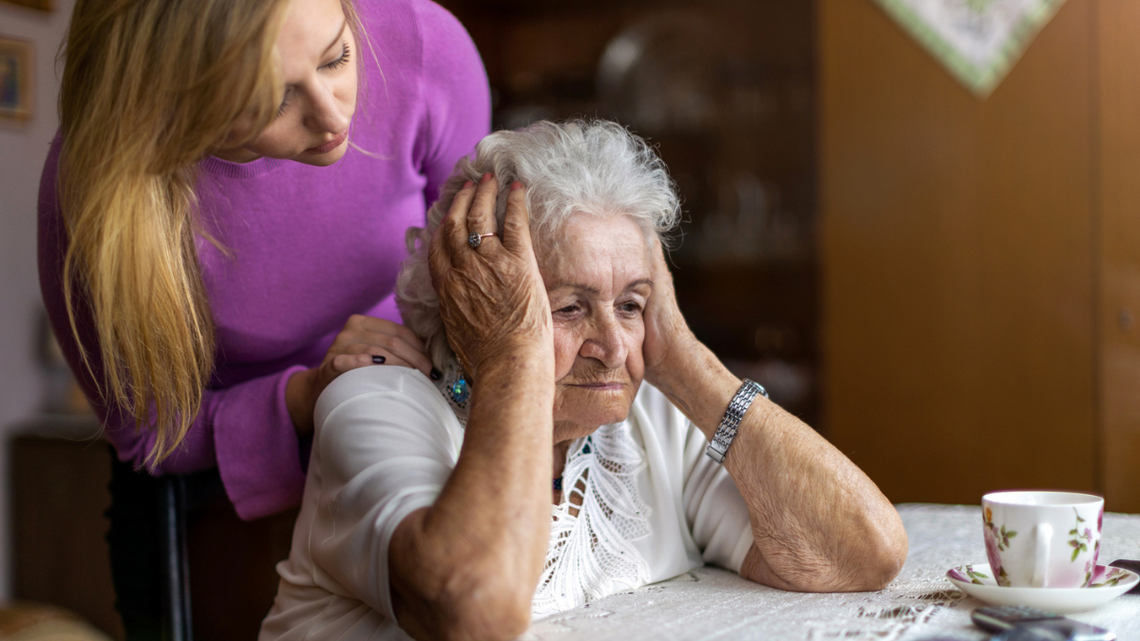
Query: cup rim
982 490 1103 507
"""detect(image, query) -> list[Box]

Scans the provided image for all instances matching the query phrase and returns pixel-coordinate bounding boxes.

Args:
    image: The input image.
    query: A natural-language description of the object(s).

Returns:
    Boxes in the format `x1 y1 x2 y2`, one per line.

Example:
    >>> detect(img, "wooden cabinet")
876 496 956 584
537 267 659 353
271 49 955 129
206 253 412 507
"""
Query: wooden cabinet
11 422 121 640
11 424 295 641
820 0 1140 511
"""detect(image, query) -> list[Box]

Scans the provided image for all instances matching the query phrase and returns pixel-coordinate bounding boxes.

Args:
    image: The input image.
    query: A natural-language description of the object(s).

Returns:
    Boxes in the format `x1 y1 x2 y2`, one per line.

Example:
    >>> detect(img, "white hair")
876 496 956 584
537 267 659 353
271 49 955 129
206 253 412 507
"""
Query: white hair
396 119 681 371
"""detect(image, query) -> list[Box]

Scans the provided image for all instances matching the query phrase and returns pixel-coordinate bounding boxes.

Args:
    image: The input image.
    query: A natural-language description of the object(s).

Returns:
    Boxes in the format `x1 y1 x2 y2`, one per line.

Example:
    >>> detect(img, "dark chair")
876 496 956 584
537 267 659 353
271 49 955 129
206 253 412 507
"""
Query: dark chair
107 452 219 641
158 475 193 641
107 450 296 641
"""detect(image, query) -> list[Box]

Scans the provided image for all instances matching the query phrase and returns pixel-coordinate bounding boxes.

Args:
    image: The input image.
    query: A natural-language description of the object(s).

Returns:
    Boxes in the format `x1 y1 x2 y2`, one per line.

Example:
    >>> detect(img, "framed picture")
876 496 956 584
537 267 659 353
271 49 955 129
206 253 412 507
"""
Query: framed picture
0 37 33 120
1 0 53 11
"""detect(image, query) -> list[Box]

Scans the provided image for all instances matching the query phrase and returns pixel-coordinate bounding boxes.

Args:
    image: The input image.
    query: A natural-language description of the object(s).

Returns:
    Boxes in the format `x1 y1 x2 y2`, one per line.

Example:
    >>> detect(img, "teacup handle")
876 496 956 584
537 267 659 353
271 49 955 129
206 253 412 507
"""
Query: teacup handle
1033 523 1052 588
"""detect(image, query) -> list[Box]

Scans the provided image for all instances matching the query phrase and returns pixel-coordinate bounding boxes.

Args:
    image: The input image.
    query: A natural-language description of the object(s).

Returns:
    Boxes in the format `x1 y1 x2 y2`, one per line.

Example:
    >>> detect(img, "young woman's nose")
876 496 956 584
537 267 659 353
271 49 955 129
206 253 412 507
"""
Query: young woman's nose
304 79 350 134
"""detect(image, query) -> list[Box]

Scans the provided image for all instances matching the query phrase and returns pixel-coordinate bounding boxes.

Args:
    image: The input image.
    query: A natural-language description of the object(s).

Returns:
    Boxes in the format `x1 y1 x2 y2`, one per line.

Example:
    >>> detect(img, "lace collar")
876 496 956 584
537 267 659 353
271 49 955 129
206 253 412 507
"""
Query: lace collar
533 421 653 617
433 372 654 615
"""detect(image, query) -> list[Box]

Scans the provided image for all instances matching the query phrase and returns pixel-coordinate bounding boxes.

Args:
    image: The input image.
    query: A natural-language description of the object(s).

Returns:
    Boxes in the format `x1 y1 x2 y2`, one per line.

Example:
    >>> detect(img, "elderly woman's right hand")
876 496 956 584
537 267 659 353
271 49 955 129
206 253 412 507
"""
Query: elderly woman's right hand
393 174 555 641
428 174 552 378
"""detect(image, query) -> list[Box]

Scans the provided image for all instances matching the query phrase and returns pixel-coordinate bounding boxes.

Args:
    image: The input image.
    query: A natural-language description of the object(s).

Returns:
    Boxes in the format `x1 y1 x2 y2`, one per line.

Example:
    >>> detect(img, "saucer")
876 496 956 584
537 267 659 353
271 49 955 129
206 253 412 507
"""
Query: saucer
946 563 1138 613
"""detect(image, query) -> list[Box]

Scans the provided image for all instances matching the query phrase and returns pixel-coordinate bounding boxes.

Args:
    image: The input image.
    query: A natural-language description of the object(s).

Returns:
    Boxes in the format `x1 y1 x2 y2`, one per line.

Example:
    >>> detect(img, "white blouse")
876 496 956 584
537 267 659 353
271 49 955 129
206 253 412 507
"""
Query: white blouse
259 366 755 640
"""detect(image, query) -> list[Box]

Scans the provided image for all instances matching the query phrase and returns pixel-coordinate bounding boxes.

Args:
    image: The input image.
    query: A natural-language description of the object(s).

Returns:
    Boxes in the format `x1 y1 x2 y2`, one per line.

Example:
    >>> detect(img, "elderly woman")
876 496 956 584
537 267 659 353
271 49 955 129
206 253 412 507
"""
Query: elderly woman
259 120 907 641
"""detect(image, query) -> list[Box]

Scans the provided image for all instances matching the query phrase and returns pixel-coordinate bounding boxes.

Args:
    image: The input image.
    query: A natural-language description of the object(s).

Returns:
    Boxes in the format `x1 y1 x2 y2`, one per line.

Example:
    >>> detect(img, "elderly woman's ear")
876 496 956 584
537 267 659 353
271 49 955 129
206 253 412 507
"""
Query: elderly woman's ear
428 175 552 381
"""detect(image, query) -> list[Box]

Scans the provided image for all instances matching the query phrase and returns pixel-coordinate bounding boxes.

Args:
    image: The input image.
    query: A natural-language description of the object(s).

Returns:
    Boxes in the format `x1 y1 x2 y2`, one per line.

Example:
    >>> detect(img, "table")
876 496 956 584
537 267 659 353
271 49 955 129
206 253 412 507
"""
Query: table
521 504 1140 640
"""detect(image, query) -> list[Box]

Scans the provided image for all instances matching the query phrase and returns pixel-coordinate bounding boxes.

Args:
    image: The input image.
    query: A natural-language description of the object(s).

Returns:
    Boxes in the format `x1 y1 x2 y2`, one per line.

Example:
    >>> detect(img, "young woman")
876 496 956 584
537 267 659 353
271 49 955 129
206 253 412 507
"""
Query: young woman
37 0 489 625
40 0 488 515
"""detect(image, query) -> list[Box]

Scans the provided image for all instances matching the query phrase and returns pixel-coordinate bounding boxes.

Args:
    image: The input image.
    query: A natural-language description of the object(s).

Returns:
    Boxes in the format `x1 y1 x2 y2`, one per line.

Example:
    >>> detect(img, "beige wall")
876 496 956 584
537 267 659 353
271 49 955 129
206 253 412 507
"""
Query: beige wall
0 0 78 600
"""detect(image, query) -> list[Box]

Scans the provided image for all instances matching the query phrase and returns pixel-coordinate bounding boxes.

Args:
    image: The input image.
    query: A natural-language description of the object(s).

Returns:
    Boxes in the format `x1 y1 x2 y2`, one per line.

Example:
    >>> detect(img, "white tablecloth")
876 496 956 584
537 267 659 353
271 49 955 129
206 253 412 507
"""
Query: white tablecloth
521 503 1140 640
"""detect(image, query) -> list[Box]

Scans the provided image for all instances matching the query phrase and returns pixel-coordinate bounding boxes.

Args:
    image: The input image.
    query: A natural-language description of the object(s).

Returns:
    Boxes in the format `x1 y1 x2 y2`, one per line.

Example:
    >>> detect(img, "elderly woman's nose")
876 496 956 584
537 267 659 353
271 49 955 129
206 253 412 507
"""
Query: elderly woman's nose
579 315 627 367
304 82 350 134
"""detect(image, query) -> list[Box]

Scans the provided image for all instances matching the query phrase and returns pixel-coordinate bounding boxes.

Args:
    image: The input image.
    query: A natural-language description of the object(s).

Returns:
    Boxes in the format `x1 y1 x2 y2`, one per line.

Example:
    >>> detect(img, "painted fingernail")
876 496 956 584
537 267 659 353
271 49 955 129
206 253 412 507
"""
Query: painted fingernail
510 181 522 192
480 172 492 183
372 355 386 364
430 368 442 381
462 180 473 189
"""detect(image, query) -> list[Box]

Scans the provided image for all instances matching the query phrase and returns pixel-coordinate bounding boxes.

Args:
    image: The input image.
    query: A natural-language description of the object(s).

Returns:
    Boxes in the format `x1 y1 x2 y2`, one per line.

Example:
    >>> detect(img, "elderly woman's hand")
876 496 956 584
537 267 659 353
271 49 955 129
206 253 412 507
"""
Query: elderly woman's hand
641 237 908 591
429 174 552 378
642 239 702 392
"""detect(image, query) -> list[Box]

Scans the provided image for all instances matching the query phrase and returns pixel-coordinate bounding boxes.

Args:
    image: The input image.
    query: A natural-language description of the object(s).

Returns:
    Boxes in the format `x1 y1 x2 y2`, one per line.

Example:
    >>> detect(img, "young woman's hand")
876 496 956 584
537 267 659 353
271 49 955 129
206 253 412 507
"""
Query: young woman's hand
286 316 433 437
428 174 552 379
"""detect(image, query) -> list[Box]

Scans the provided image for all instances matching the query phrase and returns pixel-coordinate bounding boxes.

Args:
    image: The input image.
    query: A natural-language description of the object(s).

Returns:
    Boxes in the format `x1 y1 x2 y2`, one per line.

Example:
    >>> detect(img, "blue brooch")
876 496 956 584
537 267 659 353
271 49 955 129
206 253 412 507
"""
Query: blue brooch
451 377 469 404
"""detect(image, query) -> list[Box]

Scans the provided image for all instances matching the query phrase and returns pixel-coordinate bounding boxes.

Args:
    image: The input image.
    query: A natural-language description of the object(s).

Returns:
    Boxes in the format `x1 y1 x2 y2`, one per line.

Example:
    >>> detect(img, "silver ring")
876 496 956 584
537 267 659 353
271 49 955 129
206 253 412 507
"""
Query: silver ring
468 232 496 249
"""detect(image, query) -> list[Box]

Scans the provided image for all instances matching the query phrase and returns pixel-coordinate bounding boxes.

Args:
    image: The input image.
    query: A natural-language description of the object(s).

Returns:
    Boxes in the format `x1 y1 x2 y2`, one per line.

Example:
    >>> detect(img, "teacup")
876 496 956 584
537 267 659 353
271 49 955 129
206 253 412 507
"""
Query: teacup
982 490 1104 588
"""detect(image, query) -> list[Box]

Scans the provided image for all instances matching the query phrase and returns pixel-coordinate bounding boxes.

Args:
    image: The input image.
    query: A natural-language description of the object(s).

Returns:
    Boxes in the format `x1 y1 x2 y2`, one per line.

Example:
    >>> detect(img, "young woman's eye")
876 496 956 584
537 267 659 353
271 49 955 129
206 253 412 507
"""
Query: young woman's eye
324 42 351 70
275 94 290 118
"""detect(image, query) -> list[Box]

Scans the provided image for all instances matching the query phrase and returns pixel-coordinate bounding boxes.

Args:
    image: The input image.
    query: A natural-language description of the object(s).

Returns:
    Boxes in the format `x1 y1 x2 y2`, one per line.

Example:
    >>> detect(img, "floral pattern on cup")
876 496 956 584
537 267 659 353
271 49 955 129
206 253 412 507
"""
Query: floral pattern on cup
1089 566 1130 588
983 507 1015 586
1069 508 1093 562
948 564 991 585
1066 507 1104 587
1095 505 1104 563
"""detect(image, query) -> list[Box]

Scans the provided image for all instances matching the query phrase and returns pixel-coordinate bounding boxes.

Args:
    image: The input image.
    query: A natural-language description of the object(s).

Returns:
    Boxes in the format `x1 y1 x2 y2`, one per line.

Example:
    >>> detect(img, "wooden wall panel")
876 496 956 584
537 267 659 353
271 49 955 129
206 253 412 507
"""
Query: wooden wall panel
820 0 1097 504
1096 1 1140 512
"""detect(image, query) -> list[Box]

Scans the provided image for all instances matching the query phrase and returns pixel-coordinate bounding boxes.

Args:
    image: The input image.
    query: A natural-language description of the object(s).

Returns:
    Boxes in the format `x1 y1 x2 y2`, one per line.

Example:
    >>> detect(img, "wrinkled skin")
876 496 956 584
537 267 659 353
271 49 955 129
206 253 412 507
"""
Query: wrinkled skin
428 174 553 380
541 214 654 443
640 236 703 398
391 174 555 641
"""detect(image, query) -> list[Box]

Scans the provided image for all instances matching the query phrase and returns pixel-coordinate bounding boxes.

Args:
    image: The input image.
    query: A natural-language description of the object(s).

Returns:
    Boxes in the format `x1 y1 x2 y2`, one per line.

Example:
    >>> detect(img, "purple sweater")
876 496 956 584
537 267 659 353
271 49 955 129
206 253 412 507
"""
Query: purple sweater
37 0 490 520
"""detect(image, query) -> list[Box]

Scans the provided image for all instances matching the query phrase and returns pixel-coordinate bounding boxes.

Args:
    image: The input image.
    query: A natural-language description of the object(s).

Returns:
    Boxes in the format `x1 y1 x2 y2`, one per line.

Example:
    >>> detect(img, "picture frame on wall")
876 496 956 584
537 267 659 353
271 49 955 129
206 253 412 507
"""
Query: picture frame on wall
1 0 53 11
0 37 33 120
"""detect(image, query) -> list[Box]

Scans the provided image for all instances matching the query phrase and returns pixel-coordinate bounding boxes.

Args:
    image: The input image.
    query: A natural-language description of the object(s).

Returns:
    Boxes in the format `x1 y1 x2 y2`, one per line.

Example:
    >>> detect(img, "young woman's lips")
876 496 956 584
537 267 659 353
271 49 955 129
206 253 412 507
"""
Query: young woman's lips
306 130 348 154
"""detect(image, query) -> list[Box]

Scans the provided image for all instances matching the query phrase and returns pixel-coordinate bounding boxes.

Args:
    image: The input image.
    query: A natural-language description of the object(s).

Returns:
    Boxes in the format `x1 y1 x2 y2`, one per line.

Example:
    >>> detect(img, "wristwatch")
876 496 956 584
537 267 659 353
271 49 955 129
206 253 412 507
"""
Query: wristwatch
706 379 768 464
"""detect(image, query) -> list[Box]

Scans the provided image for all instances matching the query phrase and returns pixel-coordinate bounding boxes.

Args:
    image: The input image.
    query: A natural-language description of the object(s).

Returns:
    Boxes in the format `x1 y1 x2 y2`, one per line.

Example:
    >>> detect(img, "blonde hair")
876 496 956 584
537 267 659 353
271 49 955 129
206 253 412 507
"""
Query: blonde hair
57 0 361 464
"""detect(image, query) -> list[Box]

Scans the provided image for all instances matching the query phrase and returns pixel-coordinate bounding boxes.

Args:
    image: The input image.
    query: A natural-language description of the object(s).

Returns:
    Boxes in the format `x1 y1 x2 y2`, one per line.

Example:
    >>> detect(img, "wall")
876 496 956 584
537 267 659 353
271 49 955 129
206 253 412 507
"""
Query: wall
820 0 1140 511
0 0 76 600
1095 0 1140 511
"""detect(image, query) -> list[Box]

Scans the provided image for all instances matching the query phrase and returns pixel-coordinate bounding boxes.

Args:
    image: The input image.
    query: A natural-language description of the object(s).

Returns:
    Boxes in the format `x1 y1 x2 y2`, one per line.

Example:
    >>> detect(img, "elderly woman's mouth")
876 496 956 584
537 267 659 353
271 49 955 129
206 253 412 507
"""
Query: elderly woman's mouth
567 382 627 391
565 378 629 390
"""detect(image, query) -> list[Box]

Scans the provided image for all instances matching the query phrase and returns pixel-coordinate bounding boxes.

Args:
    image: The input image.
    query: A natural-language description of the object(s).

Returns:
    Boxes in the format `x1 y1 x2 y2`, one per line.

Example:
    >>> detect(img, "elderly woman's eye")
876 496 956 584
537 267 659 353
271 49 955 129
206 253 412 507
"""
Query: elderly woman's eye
618 301 643 315
555 304 581 315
